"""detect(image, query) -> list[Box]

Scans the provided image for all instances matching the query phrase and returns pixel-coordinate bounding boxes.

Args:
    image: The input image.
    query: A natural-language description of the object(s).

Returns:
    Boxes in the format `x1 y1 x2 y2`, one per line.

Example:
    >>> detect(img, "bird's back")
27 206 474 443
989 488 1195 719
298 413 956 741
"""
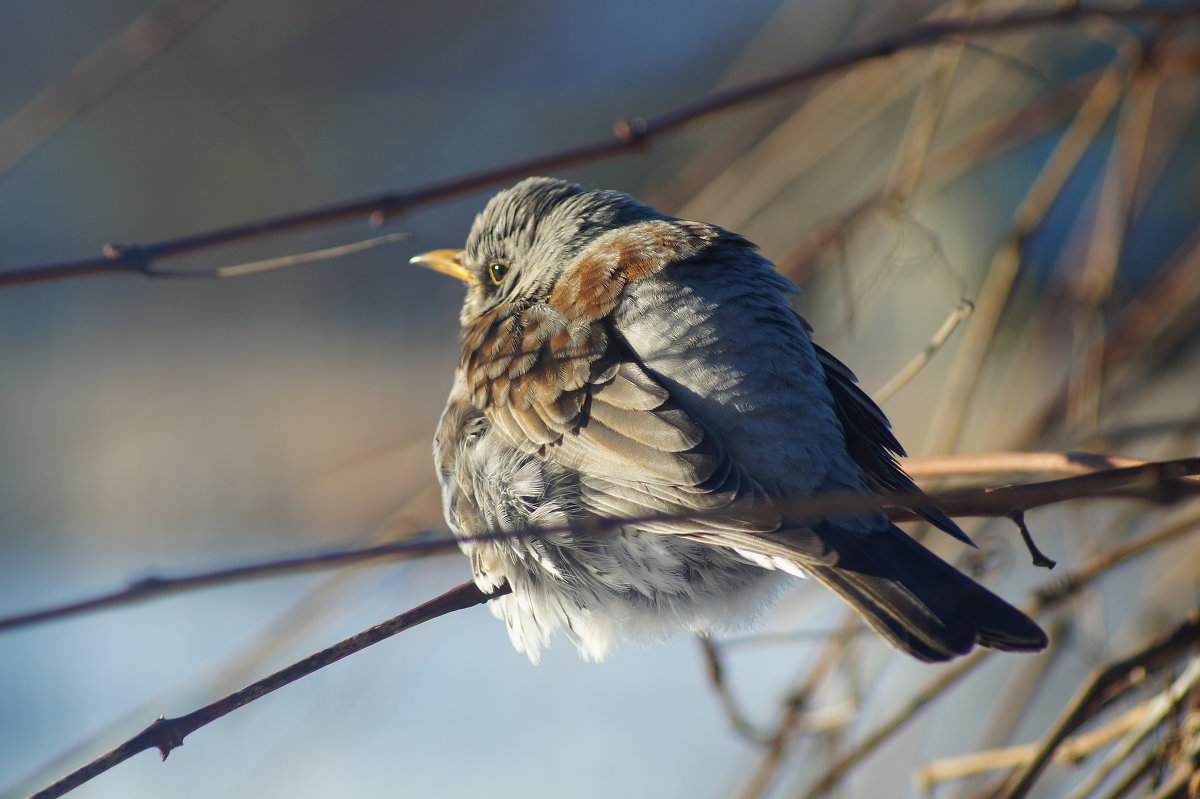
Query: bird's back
614 237 871 501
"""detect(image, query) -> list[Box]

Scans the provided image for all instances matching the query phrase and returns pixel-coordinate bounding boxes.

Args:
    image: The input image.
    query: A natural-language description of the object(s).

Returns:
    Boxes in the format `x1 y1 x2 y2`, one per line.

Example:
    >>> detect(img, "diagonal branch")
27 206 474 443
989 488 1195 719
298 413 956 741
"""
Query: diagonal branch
19 481 1200 798
0 0 226 179
753 507 1200 799
994 612 1200 799
2 2 1196 288
27 580 506 799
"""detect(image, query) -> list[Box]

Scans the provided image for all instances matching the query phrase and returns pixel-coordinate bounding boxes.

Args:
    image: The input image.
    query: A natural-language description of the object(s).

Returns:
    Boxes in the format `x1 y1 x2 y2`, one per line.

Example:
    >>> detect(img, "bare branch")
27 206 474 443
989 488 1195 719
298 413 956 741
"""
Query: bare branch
0 0 225 178
912 649 1200 793
1061 656 1200 799
177 232 412 279
900 451 1149 479
2 455 1196 634
0 532 445 632
699 636 774 744
922 41 1138 457
3 2 1195 288
872 298 973 403
913 699 1153 788
994 611 1200 799
27 580 506 799
758 508 1200 799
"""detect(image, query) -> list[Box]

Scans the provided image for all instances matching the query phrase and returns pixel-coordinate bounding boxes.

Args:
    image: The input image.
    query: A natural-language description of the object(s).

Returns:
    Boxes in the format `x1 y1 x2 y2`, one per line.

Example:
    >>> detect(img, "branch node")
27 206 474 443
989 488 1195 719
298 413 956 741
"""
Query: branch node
1146 462 1192 504
134 715 188 761
1127 665 1147 686
613 117 647 144
102 242 153 274
1008 509 1057 569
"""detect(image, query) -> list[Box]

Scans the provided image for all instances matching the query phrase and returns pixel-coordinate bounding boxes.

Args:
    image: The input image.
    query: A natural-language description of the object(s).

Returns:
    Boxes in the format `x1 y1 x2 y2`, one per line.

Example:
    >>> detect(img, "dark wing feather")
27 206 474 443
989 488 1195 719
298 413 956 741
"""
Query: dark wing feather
810 339 972 546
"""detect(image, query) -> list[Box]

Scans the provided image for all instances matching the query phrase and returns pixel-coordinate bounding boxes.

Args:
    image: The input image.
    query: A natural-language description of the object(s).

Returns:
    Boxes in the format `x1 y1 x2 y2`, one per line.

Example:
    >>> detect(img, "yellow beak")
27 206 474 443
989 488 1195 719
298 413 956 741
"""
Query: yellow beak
410 249 474 284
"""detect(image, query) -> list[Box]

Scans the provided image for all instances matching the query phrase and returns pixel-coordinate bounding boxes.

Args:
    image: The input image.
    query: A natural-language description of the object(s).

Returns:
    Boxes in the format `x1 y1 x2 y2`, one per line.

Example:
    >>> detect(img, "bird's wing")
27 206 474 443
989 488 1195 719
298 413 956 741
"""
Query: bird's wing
810 339 972 545
456 217 953 559
456 219 792 540
460 309 785 537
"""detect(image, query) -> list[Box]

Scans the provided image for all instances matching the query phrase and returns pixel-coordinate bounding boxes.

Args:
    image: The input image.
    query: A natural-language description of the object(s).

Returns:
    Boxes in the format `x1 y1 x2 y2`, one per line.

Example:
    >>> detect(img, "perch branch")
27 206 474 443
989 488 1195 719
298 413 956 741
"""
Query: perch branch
2 455 1197 634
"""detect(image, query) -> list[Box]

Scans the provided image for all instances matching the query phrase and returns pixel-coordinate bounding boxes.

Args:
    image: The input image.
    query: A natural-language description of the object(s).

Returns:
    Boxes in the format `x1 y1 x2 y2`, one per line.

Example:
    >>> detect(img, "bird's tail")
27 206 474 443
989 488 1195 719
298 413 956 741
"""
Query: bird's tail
804 523 1047 662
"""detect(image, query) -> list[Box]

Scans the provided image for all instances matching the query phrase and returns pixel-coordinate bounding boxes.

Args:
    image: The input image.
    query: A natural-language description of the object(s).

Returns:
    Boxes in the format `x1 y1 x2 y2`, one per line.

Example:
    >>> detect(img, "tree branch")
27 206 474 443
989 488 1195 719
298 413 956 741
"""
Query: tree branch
0 0 225 179
2 455 1196 634
3 2 1195 288
754 508 1200 799
913 699 1159 789
18 479 1200 798
27 580 506 799
994 611 1200 799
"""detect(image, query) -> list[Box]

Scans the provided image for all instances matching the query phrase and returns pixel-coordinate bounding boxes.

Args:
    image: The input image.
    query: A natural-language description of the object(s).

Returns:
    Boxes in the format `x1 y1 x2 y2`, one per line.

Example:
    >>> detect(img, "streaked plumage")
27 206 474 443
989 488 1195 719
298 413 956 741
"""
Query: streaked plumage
421 177 1047 663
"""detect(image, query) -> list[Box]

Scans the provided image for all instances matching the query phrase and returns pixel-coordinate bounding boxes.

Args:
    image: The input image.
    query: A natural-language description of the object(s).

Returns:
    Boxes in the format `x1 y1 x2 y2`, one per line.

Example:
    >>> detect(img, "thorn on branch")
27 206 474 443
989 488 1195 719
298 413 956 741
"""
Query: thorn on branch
1008 509 1057 569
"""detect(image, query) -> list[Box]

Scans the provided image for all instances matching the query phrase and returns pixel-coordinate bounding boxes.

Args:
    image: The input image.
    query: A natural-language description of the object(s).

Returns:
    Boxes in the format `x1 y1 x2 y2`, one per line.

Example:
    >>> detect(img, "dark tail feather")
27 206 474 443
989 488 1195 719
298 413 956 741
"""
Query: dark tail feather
806 522 1048 662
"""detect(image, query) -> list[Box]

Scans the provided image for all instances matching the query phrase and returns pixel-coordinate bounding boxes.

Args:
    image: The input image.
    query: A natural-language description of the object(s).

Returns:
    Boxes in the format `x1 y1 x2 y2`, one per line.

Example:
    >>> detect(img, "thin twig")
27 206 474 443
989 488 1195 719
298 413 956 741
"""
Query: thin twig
773 64 1112 288
873 298 974 403
884 2 980 203
1065 46 1158 440
914 698 1157 788
1062 656 1200 799
774 509 1200 799
699 636 773 744
921 42 1136 458
801 650 990 799
1007 509 1058 568
1092 746 1161 799
27 580 505 799
0 533 444 632
1017 225 1200 448
900 452 1148 479
0 0 226 178
994 612 1200 799
733 614 861 799
2 2 1195 288
189 232 411 278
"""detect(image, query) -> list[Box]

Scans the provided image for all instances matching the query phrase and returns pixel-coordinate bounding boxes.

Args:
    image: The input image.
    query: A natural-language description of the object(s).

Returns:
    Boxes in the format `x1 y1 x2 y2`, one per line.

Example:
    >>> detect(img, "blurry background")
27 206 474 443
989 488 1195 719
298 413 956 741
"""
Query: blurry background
1 1 1198 797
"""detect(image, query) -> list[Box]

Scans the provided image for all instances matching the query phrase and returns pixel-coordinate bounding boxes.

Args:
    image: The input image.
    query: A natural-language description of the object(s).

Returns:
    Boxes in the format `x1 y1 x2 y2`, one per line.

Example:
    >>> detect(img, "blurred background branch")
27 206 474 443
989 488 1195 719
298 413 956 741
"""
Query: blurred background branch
2 2 1195 288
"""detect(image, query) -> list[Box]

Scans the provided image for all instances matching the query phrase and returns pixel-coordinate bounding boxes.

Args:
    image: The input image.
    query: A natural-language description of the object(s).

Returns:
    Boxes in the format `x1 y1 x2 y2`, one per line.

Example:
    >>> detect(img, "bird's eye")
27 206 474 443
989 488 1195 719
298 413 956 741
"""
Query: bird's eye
487 261 510 285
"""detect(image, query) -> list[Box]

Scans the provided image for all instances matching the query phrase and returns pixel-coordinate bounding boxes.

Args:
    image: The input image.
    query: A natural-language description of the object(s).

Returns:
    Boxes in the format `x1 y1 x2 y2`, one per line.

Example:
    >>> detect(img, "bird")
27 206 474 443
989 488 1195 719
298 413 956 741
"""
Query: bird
412 176 1048 664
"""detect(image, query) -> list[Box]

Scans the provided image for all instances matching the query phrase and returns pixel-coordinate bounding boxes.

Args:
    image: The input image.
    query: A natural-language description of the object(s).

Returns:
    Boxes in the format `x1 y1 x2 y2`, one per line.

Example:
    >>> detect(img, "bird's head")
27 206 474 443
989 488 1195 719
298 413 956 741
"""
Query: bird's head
411 177 666 324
